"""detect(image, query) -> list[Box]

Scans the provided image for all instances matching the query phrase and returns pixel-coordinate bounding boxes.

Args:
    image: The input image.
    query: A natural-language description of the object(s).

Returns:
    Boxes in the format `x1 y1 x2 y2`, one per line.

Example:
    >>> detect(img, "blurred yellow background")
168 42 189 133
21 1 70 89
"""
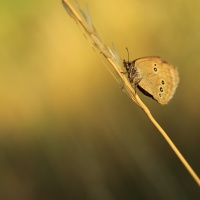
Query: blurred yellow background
0 0 199 199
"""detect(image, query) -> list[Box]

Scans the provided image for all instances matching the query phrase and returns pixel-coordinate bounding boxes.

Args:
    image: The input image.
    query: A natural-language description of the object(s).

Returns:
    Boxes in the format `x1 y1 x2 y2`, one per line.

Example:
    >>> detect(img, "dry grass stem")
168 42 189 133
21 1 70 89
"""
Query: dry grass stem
62 0 200 186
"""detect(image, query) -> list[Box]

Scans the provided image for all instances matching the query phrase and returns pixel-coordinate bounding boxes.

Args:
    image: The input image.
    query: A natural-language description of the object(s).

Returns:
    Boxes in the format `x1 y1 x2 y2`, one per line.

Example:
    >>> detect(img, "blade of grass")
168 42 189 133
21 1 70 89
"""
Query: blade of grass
62 0 200 186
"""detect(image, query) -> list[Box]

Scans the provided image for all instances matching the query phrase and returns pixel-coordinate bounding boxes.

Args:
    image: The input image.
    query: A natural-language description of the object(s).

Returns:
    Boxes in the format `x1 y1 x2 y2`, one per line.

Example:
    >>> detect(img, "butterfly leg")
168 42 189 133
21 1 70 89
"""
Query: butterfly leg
120 71 127 90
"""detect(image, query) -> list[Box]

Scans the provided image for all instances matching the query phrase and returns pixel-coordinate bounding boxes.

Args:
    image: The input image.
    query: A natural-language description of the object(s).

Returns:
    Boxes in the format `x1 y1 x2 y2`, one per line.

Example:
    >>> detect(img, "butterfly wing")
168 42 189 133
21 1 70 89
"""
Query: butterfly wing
134 57 179 104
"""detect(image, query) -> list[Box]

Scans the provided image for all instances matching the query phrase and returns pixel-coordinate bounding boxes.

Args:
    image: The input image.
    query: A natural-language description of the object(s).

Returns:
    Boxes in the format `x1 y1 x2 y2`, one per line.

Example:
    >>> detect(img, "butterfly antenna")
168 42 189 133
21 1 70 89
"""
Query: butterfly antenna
126 47 129 62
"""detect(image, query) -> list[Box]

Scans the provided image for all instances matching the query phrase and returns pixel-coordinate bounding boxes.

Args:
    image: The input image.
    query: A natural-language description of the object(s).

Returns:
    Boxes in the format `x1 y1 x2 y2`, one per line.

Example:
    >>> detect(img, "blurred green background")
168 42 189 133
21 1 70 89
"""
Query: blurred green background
0 0 200 199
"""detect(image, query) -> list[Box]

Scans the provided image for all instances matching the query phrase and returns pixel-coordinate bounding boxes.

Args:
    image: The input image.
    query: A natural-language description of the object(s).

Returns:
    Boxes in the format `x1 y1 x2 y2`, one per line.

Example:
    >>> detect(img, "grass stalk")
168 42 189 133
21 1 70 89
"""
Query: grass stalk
62 0 200 186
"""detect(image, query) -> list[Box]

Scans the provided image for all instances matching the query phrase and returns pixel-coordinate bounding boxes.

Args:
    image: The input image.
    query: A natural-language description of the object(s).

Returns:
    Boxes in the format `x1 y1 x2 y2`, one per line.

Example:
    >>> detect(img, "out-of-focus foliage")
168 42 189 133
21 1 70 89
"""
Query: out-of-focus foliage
0 0 199 199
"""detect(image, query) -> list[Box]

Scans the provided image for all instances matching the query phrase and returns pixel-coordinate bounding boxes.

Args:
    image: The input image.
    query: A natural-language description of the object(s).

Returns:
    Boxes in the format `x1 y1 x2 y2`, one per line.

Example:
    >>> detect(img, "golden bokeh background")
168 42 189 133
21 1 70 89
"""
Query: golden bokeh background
0 0 200 199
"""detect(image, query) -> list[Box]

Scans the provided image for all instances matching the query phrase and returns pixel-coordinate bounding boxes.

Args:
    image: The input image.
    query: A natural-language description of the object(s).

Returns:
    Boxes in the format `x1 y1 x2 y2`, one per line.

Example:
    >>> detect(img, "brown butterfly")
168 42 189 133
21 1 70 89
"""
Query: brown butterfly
123 56 179 104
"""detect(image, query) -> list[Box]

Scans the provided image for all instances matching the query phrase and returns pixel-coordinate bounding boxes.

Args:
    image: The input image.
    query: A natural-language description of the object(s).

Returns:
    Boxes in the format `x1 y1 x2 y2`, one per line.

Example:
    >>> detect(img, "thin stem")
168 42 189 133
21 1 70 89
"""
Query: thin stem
62 0 200 186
